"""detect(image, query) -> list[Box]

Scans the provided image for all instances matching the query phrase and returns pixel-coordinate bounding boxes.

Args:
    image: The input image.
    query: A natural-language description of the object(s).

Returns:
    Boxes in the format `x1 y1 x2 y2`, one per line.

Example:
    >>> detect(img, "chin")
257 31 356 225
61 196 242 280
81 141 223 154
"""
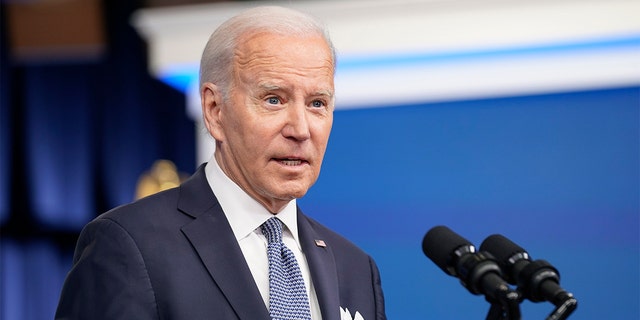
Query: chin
281 189 308 200
276 185 310 200
268 176 317 199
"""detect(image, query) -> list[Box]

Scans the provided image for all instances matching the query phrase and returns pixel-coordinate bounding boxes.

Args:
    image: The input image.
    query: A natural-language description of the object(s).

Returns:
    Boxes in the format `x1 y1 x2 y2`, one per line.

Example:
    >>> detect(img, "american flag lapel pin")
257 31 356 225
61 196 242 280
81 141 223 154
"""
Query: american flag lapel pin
314 239 327 247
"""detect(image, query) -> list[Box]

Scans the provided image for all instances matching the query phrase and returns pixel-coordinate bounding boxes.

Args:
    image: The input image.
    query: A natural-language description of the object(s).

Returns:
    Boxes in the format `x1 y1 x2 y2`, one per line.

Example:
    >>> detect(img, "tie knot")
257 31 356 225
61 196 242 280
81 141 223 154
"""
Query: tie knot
261 217 283 244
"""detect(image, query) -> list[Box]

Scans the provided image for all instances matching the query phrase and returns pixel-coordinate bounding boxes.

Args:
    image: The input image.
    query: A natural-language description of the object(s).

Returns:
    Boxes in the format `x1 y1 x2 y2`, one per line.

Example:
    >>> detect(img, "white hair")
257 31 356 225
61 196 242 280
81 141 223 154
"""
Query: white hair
198 6 336 100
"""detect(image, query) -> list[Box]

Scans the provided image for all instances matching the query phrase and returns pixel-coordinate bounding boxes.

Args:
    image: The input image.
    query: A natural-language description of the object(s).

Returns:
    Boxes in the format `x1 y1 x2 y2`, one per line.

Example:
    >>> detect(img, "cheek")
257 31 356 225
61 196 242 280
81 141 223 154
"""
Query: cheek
223 107 257 144
236 125 275 162
314 120 333 147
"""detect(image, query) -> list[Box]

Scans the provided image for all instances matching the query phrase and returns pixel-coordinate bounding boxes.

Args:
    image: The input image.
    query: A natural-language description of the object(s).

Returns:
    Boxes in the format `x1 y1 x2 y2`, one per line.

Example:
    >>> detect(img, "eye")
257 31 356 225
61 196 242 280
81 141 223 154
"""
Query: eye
311 100 325 108
266 96 281 105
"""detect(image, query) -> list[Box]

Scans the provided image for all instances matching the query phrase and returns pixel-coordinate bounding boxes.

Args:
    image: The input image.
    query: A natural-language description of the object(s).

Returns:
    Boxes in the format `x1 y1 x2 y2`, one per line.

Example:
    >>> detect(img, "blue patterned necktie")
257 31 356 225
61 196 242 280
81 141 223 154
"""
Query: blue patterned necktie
261 217 312 320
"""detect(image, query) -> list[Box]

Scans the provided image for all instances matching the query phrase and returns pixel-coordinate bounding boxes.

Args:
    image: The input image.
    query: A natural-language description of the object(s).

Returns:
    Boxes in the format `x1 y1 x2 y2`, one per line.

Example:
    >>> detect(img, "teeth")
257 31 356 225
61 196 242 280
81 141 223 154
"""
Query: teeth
281 159 302 166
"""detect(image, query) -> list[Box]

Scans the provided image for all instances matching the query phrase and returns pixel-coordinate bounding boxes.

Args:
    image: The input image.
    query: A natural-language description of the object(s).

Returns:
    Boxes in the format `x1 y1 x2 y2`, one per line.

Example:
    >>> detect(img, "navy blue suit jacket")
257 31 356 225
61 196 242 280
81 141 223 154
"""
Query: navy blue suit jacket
55 165 386 319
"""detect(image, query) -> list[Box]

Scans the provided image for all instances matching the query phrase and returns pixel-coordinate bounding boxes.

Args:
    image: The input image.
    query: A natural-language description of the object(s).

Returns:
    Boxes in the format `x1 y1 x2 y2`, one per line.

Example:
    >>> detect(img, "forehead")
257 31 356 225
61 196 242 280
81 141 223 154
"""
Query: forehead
233 31 335 79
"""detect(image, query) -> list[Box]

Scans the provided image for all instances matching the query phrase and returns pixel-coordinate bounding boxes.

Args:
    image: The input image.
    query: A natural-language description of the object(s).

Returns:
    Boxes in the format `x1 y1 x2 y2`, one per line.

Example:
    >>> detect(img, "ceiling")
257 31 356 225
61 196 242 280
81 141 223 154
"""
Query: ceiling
131 0 640 114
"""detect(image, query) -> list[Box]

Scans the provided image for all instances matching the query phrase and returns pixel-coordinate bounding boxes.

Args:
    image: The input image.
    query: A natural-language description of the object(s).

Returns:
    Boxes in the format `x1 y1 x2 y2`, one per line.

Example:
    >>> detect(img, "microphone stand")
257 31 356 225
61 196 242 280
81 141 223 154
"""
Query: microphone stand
483 287 578 320
485 288 522 320
546 296 578 320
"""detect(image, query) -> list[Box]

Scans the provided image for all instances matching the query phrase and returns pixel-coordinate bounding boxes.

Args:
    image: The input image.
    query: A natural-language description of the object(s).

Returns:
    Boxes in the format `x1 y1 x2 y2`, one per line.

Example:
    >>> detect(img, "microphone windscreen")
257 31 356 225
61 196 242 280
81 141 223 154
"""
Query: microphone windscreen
422 225 473 274
480 234 526 264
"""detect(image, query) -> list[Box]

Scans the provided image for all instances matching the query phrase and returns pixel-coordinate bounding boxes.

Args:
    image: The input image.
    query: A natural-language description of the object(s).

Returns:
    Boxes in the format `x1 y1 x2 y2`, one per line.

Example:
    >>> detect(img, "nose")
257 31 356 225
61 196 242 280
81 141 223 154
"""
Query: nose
282 103 311 141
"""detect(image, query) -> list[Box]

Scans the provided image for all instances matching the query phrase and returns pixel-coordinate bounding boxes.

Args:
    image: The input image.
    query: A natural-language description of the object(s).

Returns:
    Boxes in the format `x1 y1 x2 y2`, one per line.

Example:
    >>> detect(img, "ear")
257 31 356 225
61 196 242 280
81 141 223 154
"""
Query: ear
201 82 225 141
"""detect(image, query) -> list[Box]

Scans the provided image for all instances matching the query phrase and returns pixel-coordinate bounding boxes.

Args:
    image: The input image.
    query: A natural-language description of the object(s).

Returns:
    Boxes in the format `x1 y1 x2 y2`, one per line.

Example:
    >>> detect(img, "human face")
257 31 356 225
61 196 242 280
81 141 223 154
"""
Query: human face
201 32 335 213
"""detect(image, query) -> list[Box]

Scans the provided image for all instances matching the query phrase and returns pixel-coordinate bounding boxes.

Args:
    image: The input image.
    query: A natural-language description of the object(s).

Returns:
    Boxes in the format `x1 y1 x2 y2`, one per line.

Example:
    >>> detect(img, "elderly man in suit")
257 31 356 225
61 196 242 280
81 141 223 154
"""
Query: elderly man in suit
55 6 386 320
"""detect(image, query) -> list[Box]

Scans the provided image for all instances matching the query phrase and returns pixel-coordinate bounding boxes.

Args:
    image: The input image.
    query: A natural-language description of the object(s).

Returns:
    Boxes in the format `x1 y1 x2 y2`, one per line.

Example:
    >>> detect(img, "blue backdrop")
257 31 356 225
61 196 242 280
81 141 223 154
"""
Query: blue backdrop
300 86 639 319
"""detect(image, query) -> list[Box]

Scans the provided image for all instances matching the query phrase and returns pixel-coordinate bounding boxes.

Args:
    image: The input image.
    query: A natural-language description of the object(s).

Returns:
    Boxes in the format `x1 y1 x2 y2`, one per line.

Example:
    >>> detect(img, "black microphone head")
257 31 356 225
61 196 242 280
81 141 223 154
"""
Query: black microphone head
480 234 531 284
481 234 575 309
480 234 528 264
422 225 474 276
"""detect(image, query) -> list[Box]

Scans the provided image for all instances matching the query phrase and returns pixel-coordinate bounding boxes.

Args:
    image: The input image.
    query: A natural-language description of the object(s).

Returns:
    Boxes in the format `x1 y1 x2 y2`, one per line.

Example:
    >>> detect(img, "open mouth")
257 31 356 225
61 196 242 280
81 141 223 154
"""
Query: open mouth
275 158 307 166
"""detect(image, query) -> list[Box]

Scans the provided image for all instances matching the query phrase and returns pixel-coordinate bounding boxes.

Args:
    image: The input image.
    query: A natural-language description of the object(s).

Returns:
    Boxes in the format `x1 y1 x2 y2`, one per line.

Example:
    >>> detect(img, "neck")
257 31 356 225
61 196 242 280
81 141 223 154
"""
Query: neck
213 151 291 214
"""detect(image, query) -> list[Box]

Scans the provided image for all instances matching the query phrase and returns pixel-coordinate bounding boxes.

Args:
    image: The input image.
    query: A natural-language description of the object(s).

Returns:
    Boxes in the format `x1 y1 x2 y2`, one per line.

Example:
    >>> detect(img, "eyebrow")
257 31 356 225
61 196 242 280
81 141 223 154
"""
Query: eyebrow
258 83 334 98
314 90 334 99
259 83 281 92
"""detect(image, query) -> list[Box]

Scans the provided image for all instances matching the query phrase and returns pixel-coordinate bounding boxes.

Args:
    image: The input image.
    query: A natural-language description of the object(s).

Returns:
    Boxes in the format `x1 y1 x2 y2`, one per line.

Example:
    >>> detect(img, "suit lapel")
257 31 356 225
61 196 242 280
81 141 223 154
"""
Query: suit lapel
298 210 341 320
178 165 270 320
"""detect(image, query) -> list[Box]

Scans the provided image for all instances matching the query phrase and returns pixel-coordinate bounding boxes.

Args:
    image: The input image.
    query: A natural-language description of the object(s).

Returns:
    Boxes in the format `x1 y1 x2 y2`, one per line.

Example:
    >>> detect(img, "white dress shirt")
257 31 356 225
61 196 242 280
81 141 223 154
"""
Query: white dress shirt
204 156 322 319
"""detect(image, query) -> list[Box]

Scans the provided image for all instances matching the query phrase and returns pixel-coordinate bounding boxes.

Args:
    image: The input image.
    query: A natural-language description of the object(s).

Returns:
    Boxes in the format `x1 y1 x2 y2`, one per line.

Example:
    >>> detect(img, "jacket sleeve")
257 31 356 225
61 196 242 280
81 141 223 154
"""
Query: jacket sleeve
369 256 387 320
55 218 159 320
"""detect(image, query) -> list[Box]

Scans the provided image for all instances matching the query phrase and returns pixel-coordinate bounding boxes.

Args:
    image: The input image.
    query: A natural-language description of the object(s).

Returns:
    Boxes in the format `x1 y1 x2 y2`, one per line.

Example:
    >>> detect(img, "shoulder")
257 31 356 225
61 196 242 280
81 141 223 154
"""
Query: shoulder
72 185 201 265
96 187 182 226
81 186 198 248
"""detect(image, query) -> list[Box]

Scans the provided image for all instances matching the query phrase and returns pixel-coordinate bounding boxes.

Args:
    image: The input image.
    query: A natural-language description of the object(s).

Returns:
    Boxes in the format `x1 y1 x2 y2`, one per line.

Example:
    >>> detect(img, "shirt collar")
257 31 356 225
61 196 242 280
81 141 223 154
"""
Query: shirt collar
204 155 300 247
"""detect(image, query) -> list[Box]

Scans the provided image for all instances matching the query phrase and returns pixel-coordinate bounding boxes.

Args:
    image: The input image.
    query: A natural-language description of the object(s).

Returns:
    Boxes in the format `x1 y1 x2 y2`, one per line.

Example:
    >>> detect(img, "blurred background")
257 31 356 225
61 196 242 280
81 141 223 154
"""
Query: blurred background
1 0 638 319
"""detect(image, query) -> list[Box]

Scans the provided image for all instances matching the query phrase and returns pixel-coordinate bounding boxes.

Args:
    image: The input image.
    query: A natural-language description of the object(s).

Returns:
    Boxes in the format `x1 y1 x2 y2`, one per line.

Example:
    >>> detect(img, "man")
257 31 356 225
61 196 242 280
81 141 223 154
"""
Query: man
55 6 386 320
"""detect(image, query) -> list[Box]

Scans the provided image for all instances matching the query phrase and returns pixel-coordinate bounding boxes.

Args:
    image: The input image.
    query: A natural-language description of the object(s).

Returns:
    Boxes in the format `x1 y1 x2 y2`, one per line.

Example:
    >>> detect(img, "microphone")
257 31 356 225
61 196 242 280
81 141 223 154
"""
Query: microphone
480 234 577 318
422 226 520 305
